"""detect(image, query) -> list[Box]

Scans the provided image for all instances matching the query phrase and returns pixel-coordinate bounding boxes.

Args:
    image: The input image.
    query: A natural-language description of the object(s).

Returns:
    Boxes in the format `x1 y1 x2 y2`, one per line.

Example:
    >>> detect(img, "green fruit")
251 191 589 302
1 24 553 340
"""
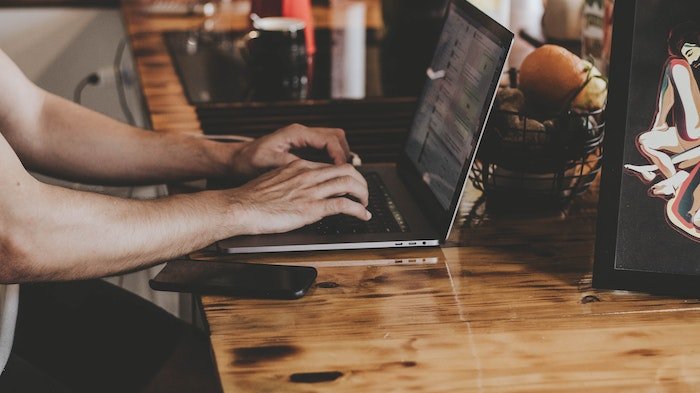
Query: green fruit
572 61 608 111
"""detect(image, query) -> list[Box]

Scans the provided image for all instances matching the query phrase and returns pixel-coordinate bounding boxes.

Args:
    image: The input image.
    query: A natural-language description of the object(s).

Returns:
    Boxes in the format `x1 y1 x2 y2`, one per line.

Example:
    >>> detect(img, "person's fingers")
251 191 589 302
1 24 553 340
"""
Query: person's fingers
296 163 367 191
287 159 331 173
310 129 348 165
317 128 350 164
313 175 369 206
322 197 372 221
285 125 350 164
327 128 351 164
253 159 328 186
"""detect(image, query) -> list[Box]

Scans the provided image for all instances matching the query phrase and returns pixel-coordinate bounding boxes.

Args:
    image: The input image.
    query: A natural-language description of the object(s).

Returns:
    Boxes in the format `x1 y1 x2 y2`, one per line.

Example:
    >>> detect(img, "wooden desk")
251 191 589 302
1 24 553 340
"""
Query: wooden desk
190 184 700 392
121 1 700 391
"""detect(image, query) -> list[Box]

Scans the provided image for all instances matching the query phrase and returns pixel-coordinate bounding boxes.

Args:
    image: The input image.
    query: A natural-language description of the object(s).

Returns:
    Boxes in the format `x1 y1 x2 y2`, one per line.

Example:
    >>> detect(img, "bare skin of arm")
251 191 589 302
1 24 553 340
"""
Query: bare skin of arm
652 72 674 131
0 50 351 185
0 50 370 284
671 62 700 139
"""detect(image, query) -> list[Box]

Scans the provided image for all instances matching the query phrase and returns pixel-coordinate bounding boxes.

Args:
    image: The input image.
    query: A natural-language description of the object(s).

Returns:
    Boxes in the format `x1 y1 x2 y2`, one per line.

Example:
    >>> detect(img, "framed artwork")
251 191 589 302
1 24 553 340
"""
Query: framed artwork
594 0 700 296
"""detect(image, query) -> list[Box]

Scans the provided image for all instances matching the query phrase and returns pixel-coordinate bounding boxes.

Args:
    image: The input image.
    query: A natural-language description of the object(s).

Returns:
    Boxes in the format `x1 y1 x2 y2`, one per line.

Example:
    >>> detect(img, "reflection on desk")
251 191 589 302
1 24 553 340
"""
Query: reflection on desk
190 247 443 268
199 186 700 392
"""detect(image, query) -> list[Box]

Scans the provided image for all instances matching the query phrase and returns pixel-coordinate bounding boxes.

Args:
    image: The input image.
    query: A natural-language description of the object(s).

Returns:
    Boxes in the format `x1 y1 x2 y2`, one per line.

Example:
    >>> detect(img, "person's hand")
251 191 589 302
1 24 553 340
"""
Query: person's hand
224 159 371 235
230 123 351 179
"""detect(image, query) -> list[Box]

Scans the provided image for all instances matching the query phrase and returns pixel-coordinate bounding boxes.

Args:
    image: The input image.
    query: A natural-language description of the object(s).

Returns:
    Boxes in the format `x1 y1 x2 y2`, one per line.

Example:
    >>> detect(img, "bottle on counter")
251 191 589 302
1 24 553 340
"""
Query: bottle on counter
581 0 614 75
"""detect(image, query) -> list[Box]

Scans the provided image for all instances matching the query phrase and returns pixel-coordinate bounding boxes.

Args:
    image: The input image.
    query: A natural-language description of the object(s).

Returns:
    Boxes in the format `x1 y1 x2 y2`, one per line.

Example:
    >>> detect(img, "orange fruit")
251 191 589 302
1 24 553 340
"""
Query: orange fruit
519 45 588 111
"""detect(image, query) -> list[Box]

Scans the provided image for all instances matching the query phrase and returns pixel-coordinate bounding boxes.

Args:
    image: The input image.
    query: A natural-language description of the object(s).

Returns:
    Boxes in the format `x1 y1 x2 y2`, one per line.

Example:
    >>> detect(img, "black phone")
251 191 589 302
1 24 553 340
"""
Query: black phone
149 260 317 300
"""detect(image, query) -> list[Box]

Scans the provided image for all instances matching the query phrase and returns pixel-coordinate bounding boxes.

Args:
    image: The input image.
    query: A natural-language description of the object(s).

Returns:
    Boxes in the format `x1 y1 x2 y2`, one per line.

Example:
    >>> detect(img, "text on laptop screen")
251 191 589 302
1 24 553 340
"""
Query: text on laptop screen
404 2 509 209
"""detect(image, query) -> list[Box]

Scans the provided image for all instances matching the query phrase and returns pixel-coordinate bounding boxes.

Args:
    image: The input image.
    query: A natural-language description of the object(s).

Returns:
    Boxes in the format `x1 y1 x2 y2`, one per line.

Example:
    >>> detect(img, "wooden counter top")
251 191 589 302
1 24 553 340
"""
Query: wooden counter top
191 184 700 392
0 0 118 7
120 0 208 134
121 1 700 392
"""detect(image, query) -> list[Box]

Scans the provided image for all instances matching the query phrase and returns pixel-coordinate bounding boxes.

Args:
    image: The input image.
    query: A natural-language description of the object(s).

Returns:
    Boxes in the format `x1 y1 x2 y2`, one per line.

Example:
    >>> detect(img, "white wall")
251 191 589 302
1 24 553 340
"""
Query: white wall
0 8 185 319
0 8 144 125
0 9 95 80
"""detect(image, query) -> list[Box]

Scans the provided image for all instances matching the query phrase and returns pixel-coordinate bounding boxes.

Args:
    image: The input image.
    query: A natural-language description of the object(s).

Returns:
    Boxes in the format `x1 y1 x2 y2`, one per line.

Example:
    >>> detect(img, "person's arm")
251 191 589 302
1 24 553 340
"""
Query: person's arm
0 129 370 284
0 49 350 185
671 62 700 139
652 70 674 130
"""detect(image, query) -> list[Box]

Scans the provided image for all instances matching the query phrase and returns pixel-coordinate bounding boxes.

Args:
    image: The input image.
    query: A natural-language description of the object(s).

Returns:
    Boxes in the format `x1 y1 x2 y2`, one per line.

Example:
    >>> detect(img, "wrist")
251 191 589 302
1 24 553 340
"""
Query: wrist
206 140 245 178
211 189 254 238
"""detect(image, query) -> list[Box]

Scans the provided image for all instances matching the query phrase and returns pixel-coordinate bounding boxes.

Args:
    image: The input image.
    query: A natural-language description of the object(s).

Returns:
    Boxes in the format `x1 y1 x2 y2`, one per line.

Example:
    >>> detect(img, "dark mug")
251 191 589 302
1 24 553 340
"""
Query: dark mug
245 17 309 101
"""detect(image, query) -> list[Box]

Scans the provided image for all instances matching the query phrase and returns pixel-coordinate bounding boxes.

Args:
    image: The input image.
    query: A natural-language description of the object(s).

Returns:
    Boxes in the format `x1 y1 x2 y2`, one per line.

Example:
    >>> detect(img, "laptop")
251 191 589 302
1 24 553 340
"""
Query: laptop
218 0 514 254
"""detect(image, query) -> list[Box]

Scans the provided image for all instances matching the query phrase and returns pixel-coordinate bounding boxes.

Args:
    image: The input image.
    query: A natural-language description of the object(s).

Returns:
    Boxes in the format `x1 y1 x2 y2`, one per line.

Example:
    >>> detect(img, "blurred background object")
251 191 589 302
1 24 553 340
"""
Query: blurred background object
330 0 367 99
251 0 315 55
470 0 512 27
542 0 584 42
581 0 614 75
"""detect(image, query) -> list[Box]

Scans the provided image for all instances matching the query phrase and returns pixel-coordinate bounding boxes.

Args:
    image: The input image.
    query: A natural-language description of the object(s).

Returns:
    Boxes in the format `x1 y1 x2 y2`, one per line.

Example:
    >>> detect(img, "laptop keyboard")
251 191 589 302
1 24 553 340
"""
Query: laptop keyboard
302 172 410 235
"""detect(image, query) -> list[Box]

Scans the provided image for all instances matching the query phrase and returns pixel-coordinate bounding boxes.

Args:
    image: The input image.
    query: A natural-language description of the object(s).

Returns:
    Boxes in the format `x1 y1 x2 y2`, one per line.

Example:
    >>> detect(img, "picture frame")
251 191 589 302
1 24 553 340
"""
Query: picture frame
594 0 700 297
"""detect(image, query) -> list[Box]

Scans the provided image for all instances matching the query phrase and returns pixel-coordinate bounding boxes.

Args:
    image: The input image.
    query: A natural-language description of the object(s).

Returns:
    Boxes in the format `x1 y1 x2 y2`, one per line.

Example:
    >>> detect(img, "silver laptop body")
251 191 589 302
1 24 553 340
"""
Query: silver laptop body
218 0 514 254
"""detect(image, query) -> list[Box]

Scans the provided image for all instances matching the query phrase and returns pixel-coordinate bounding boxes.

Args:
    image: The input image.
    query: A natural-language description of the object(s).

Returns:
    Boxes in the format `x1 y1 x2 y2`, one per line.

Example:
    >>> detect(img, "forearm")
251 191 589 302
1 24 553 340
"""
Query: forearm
654 77 674 128
16 92 240 185
1 178 237 283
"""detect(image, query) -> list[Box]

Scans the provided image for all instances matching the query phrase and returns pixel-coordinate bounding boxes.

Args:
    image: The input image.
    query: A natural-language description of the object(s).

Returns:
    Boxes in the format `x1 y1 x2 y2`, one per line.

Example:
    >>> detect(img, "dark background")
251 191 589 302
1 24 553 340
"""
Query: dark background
616 0 700 274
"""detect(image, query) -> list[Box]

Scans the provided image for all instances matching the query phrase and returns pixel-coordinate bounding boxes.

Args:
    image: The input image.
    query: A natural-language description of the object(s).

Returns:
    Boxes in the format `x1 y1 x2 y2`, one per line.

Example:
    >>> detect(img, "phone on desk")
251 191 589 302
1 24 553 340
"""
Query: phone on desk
149 260 317 300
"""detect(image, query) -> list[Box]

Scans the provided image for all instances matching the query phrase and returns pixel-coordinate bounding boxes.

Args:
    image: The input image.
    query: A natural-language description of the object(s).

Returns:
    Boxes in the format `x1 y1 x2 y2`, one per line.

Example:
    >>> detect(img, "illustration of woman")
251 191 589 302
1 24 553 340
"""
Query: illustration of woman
624 23 700 236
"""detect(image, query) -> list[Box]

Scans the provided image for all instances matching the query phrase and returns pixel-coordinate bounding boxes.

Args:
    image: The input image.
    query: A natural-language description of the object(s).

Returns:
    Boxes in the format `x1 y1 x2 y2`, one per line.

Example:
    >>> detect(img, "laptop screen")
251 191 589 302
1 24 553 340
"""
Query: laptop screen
404 1 511 210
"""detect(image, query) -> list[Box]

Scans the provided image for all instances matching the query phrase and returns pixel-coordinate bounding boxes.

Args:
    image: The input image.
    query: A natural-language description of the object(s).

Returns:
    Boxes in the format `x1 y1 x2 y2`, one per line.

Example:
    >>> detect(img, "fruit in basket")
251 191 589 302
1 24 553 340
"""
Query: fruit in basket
519 45 588 110
481 46 605 202
495 87 526 112
572 60 608 111
494 88 547 144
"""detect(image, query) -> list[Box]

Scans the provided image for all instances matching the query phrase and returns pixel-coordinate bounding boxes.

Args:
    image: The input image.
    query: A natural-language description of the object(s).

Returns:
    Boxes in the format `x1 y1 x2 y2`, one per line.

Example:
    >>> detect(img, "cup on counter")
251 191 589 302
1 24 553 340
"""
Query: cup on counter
250 0 316 56
244 16 309 100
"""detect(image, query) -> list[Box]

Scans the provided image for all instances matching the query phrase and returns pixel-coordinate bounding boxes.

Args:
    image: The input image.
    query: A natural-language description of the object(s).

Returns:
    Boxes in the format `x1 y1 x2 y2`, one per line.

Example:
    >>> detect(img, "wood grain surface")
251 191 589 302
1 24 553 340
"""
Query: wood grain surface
191 184 700 392
0 0 117 7
121 1 700 392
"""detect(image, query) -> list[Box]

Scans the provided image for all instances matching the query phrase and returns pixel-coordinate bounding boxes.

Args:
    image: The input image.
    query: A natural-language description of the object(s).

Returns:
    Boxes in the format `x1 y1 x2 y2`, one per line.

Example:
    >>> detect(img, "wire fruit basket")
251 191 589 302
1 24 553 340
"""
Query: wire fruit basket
470 103 604 209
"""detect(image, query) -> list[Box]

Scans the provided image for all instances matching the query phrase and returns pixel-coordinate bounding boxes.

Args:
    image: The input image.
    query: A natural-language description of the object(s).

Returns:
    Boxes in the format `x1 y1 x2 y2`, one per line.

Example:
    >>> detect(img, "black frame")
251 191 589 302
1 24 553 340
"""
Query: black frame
593 0 700 297
397 0 514 241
